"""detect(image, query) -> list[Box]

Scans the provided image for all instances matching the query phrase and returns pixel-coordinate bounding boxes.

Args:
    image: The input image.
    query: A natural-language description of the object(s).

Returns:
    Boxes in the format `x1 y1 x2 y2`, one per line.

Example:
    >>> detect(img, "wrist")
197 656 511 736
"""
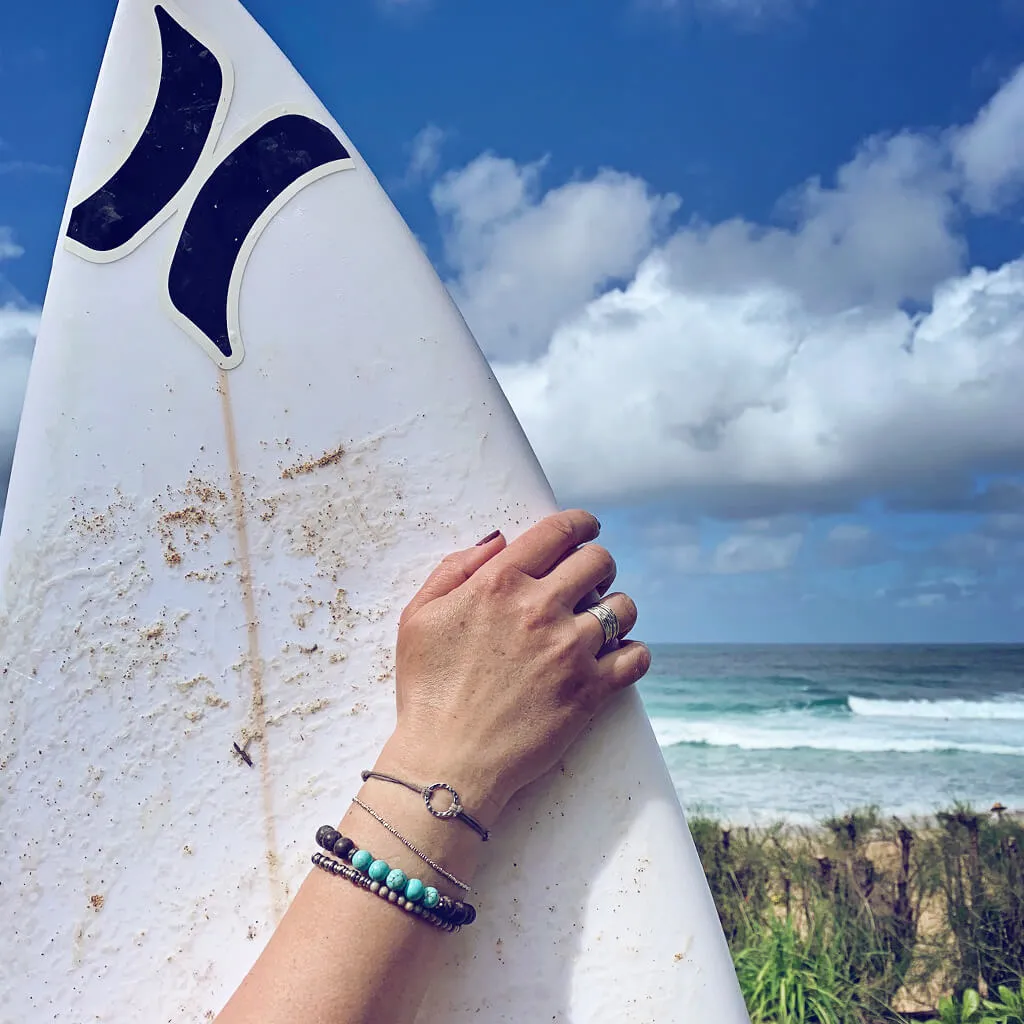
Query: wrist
374 730 509 831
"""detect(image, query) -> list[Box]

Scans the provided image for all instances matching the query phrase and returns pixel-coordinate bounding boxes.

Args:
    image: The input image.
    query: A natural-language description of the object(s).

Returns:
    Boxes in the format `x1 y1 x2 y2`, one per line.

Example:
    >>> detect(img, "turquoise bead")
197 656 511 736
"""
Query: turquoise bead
386 868 408 892
405 878 425 903
422 886 439 908
368 859 390 882
351 849 373 872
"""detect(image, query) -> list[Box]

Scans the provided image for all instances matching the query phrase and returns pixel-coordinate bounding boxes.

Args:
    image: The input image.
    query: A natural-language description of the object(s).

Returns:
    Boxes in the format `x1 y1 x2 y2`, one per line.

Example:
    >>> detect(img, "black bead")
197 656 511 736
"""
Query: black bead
436 896 455 917
449 904 469 927
463 903 477 925
333 836 355 860
317 827 340 851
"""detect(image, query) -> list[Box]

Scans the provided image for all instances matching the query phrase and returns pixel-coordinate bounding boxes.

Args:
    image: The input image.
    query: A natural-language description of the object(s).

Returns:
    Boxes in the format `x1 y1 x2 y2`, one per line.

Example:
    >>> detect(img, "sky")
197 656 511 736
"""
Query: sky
2 0 1024 642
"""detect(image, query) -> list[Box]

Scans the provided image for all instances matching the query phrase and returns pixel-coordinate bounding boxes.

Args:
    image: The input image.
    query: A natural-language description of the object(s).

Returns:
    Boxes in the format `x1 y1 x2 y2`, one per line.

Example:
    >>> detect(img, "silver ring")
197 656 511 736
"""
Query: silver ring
583 601 620 650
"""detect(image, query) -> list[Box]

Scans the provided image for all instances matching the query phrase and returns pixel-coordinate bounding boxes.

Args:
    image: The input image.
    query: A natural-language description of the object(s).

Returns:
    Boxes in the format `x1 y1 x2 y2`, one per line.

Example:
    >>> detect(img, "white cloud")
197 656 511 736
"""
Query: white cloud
428 65 1024 516
820 523 891 568
0 227 24 261
642 0 813 26
0 306 39 515
0 228 39 517
665 133 962 314
880 578 978 609
406 124 446 182
497 253 1024 513
954 65 1024 213
711 530 803 574
432 154 679 359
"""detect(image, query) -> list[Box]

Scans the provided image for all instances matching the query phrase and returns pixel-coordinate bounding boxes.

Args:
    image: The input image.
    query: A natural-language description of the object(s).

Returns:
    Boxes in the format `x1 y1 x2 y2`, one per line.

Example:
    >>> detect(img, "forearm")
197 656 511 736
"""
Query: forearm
215 736 497 1024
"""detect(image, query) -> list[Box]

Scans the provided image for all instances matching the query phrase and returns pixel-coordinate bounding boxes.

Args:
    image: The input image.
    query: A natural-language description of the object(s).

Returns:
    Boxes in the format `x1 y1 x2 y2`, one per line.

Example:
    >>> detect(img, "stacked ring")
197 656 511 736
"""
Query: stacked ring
583 601 620 650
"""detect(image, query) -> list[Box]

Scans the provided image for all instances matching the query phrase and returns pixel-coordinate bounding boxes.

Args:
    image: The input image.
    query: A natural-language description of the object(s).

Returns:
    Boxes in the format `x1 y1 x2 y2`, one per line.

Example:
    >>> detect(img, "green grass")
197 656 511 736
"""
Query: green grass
691 805 1024 1022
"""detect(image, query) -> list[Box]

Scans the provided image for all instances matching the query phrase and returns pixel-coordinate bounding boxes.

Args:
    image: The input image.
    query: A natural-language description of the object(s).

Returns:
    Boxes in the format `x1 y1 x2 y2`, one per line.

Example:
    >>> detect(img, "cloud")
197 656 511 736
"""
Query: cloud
0 229 39 517
428 65 1024 518
879 578 979 609
642 0 813 26
432 154 679 359
953 64 1024 213
711 529 803 574
406 124 447 182
664 133 962 314
0 306 39 516
0 227 24 261
819 523 893 568
497 254 1024 514
0 161 64 177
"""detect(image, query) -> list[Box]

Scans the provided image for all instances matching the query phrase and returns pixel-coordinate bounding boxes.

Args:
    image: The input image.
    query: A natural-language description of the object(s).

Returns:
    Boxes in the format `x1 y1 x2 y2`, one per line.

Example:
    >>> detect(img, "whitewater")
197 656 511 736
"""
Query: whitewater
640 644 1024 823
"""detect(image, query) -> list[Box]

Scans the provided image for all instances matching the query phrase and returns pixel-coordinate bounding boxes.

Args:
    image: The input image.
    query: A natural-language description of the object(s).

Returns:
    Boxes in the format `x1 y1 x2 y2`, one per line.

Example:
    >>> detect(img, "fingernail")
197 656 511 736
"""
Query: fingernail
476 529 501 546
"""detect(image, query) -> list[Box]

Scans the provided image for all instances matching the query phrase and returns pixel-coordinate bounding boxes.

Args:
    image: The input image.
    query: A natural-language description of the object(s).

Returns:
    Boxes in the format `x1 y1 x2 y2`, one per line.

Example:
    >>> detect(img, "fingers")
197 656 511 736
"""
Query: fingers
400 531 506 624
495 510 600 579
544 543 616 610
577 592 638 655
596 639 652 693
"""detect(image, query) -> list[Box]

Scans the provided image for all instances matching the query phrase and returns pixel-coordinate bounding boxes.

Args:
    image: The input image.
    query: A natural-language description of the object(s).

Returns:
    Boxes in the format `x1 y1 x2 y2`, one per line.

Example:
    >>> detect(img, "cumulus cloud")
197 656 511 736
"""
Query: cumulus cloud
430 65 1024 518
664 133 962 314
432 155 679 359
953 64 1024 213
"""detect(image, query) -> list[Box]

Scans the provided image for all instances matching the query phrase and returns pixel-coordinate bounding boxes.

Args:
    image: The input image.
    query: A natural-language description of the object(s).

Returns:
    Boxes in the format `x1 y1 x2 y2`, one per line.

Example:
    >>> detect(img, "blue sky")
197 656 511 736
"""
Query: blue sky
2 0 1024 642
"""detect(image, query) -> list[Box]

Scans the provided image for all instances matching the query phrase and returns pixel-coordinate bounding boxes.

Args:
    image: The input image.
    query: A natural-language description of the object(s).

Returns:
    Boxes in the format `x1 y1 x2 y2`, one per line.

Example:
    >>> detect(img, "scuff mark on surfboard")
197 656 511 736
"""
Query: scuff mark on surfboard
217 367 285 922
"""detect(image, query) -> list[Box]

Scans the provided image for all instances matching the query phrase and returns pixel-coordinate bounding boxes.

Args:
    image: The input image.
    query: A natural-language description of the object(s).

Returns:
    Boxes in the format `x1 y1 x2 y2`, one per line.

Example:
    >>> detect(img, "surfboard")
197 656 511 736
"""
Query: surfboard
0 2 748 1021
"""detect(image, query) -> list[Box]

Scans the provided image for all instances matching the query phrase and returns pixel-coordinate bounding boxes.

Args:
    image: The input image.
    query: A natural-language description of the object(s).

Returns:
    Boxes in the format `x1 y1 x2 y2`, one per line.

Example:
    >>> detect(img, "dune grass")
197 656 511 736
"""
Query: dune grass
690 805 1024 1022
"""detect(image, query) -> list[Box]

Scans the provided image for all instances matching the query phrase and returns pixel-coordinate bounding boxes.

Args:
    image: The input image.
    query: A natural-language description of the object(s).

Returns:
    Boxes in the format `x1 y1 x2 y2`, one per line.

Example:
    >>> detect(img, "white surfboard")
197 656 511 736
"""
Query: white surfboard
0 2 748 1021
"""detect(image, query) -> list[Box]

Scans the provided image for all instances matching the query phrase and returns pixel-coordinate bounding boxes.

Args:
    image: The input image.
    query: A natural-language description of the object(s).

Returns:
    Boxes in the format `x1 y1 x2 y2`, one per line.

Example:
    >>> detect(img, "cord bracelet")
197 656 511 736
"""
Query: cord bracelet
360 769 491 841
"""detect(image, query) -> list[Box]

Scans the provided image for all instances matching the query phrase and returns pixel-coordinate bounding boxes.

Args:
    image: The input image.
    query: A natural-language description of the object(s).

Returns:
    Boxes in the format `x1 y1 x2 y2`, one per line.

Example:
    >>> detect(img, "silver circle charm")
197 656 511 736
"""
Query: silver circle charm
583 601 620 649
423 782 463 819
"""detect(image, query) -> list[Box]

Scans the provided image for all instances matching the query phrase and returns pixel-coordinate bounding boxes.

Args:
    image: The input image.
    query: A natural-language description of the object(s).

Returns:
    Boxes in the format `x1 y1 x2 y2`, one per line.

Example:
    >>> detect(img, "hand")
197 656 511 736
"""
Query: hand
376 510 651 822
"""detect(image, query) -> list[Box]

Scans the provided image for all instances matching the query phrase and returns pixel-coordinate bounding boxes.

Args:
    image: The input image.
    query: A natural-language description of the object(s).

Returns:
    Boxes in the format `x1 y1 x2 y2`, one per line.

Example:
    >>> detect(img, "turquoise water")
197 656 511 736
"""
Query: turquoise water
640 644 1024 824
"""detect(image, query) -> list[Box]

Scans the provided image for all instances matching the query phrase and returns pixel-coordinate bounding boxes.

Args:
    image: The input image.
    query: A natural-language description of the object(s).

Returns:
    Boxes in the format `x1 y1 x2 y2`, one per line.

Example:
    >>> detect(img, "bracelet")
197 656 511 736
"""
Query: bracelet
315 826 477 927
351 797 472 892
361 769 491 841
311 852 458 932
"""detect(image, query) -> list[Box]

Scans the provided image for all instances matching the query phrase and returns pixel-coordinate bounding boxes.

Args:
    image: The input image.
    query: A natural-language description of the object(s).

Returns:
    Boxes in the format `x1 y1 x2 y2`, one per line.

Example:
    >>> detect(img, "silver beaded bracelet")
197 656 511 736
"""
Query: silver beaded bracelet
351 797 472 892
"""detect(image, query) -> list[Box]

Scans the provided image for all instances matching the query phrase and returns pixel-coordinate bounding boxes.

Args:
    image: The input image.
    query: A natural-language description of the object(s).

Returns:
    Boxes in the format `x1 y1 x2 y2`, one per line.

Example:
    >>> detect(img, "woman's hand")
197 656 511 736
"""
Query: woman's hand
376 510 651 823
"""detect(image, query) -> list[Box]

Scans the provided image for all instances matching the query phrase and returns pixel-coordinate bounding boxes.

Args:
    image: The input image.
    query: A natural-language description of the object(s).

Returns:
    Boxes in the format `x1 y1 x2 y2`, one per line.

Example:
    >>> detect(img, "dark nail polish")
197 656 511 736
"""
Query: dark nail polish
476 529 501 546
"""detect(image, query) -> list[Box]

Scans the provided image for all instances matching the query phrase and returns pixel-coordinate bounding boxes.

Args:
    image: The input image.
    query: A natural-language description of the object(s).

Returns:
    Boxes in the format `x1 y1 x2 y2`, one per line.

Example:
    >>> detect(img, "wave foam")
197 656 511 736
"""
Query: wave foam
650 717 1024 756
848 696 1024 721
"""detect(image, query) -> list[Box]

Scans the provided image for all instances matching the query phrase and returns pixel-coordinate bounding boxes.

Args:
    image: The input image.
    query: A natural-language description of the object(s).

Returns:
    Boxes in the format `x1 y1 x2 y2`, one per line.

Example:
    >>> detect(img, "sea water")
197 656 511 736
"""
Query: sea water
640 644 1024 824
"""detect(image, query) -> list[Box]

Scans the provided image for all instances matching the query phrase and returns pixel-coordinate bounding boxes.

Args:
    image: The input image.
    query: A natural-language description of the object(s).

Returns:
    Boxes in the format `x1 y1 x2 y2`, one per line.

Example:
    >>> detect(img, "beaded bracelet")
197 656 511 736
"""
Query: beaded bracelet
311 852 459 932
315 826 477 927
351 797 472 892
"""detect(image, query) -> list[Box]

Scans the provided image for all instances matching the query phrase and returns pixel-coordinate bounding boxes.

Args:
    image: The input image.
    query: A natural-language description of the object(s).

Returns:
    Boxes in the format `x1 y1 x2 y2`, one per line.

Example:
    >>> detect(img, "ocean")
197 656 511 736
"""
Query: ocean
640 644 1024 825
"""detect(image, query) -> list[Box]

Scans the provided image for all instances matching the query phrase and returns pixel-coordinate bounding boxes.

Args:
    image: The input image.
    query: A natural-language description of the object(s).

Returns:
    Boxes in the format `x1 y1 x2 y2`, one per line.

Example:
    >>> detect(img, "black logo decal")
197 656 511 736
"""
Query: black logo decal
167 115 350 366
65 2 355 369
66 5 228 259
